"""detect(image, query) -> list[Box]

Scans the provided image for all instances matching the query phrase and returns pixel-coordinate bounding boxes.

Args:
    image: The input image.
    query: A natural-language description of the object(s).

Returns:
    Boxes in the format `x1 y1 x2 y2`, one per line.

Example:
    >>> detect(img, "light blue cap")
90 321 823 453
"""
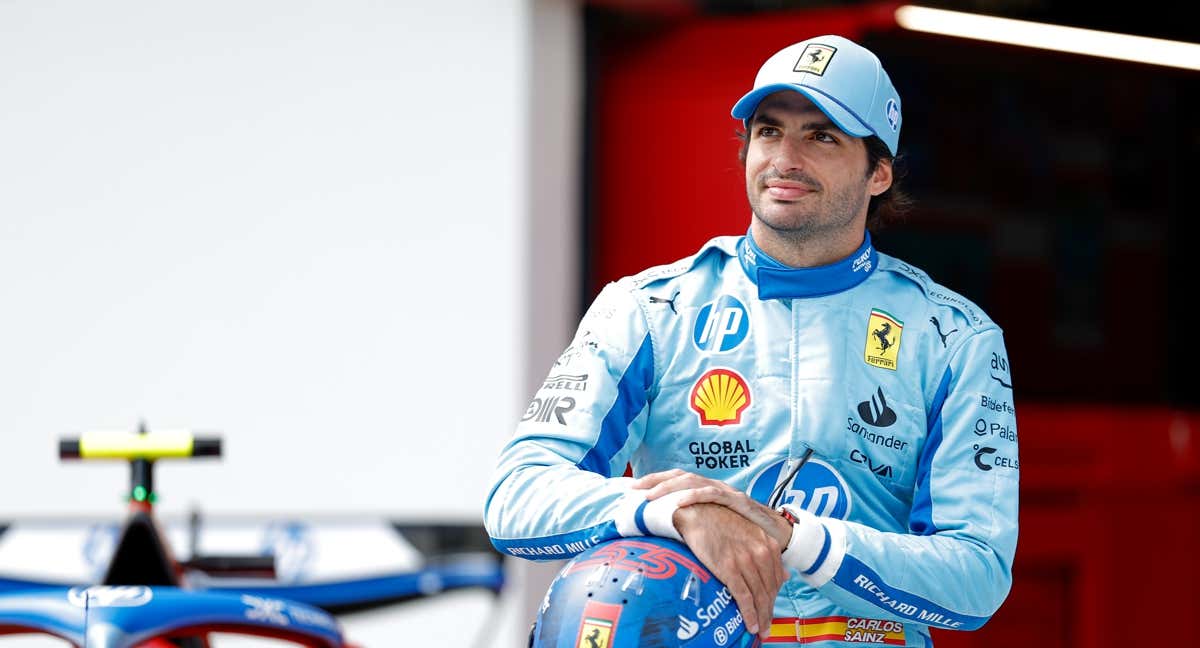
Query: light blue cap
731 35 902 155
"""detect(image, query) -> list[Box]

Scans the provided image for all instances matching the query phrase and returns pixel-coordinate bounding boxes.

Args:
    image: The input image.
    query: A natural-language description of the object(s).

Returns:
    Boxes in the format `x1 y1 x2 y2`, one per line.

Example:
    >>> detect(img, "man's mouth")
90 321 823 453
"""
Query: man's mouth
764 180 815 200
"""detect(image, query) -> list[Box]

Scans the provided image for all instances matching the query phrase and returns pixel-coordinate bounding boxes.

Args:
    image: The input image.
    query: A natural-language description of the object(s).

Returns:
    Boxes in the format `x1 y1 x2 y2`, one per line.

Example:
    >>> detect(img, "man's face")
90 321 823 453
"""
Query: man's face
744 91 890 239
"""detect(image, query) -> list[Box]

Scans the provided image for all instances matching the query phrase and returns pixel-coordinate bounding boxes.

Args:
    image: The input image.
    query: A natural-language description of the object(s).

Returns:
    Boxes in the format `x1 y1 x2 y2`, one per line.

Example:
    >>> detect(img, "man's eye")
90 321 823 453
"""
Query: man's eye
813 131 836 143
757 126 780 137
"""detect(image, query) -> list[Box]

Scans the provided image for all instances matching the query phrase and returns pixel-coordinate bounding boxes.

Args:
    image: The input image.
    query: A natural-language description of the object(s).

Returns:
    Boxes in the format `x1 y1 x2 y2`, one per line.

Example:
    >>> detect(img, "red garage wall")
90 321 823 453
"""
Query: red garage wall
588 3 899 293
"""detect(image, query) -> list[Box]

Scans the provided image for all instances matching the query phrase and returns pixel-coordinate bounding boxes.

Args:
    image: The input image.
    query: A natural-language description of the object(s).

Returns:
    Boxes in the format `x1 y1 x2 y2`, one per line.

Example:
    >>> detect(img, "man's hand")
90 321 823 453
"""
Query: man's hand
672 503 786 640
634 469 792 546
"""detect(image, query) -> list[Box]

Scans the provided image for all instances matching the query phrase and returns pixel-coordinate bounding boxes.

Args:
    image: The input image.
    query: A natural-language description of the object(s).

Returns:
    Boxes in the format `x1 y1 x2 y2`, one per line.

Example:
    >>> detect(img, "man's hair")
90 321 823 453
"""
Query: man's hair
736 129 913 231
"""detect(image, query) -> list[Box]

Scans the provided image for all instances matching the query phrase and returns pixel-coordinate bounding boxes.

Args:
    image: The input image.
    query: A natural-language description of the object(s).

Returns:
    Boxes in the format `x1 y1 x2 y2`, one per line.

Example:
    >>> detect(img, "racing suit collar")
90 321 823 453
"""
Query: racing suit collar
738 229 877 299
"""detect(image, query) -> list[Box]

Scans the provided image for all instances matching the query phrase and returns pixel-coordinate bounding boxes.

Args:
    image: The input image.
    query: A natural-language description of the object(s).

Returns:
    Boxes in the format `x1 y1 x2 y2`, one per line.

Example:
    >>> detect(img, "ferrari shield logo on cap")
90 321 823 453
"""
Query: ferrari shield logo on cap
575 601 622 648
864 309 903 370
793 43 837 75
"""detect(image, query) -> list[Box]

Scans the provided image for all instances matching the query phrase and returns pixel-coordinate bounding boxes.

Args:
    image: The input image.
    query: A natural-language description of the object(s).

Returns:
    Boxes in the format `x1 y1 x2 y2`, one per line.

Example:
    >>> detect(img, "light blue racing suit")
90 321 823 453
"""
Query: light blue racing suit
485 232 1019 647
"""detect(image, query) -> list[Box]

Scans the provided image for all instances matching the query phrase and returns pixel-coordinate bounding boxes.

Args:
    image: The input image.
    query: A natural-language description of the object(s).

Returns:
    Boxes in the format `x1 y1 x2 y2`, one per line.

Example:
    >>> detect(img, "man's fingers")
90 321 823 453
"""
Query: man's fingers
645 474 737 500
644 474 703 499
629 468 685 489
724 574 760 636
736 528 786 638
674 485 730 508
676 488 775 530
744 543 779 635
673 503 787 640
767 543 788 638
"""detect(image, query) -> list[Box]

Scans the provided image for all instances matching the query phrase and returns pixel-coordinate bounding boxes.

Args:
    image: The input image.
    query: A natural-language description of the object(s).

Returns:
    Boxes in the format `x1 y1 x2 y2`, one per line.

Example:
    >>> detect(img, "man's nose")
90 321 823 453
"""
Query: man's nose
771 136 808 173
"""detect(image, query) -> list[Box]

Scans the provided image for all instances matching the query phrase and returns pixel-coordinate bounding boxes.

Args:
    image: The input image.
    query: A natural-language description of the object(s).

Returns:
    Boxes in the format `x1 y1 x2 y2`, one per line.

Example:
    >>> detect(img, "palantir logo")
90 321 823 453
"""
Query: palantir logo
748 458 852 519
693 296 749 353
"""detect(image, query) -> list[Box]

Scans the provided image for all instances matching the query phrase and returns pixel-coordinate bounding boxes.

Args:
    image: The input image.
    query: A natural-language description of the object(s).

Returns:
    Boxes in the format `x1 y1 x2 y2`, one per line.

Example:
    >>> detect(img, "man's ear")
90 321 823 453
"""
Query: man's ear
869 158 893 197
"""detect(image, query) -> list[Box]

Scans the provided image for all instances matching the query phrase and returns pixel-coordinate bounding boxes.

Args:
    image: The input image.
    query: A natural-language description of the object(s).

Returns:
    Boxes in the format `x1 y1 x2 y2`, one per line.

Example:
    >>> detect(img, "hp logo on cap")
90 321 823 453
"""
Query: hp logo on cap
885 99 900 132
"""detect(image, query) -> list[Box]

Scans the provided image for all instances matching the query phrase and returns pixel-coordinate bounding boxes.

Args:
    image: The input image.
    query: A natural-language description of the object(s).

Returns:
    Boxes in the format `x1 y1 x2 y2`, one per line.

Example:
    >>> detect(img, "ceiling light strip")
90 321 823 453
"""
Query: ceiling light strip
894 5 1200 71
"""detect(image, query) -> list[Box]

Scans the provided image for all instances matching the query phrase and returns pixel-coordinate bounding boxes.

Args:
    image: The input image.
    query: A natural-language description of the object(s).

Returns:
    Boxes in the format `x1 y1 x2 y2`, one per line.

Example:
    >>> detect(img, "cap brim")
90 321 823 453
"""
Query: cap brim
731 83 872 139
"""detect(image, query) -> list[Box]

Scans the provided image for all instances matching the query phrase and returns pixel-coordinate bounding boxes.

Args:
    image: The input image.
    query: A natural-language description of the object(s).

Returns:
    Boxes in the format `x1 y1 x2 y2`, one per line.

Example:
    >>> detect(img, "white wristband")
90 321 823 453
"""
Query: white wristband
613 490 687 542
779 505 846 587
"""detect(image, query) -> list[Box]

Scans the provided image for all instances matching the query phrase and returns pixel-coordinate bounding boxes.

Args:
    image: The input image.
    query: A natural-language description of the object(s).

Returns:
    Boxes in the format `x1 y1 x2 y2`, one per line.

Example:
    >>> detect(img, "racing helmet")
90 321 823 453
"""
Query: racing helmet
531 537 761 648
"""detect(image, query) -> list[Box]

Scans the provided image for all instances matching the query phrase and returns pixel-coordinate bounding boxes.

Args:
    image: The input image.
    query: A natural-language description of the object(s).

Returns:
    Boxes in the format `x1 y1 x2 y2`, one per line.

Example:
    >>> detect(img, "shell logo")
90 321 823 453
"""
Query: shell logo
690 368 751 427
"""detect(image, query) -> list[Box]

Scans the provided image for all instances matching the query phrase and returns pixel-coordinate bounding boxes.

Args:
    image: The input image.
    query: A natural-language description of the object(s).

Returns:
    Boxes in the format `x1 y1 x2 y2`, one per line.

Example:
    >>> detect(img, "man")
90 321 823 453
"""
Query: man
485 34 1018 647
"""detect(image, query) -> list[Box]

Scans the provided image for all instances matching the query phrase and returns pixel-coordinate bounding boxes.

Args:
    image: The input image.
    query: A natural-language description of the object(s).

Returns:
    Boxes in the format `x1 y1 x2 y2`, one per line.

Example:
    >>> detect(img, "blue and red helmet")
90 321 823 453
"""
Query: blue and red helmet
531 537 760 648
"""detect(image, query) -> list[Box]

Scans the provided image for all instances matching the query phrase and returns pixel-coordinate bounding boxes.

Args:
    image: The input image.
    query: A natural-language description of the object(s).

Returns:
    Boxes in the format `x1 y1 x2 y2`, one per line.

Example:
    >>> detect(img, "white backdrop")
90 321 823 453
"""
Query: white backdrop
0 1 578 646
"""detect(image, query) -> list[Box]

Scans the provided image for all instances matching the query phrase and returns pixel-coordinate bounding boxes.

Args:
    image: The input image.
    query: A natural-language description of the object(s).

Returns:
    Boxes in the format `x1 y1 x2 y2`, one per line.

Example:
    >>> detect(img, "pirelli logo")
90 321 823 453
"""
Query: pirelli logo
863 309 903 371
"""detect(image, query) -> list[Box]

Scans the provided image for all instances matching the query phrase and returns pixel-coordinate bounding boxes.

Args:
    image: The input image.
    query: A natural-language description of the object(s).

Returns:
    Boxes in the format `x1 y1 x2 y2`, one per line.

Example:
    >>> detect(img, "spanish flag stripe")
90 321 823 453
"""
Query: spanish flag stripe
804 633 850 643
765 616 906 643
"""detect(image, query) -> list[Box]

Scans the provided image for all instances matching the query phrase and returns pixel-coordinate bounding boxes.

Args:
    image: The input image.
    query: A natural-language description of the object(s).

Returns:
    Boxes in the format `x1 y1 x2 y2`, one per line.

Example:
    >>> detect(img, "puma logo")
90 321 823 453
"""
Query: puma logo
930 316 958 348
649 290 680 314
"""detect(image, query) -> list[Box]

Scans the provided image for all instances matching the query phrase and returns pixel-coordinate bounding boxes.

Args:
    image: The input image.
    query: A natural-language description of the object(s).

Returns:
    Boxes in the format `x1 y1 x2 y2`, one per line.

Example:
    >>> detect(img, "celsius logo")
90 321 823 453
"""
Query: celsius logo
677 615 700 640
748 458 852 519
974 446 996 471
693 295 750 353
973 444 1019 472
857 387 896 427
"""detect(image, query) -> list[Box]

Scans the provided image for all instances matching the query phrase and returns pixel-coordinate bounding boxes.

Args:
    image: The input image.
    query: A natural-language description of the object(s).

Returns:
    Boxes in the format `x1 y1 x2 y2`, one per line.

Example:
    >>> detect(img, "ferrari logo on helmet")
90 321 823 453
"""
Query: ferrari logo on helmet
575 601 622 648
690 368 751 427
793 43 836 75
